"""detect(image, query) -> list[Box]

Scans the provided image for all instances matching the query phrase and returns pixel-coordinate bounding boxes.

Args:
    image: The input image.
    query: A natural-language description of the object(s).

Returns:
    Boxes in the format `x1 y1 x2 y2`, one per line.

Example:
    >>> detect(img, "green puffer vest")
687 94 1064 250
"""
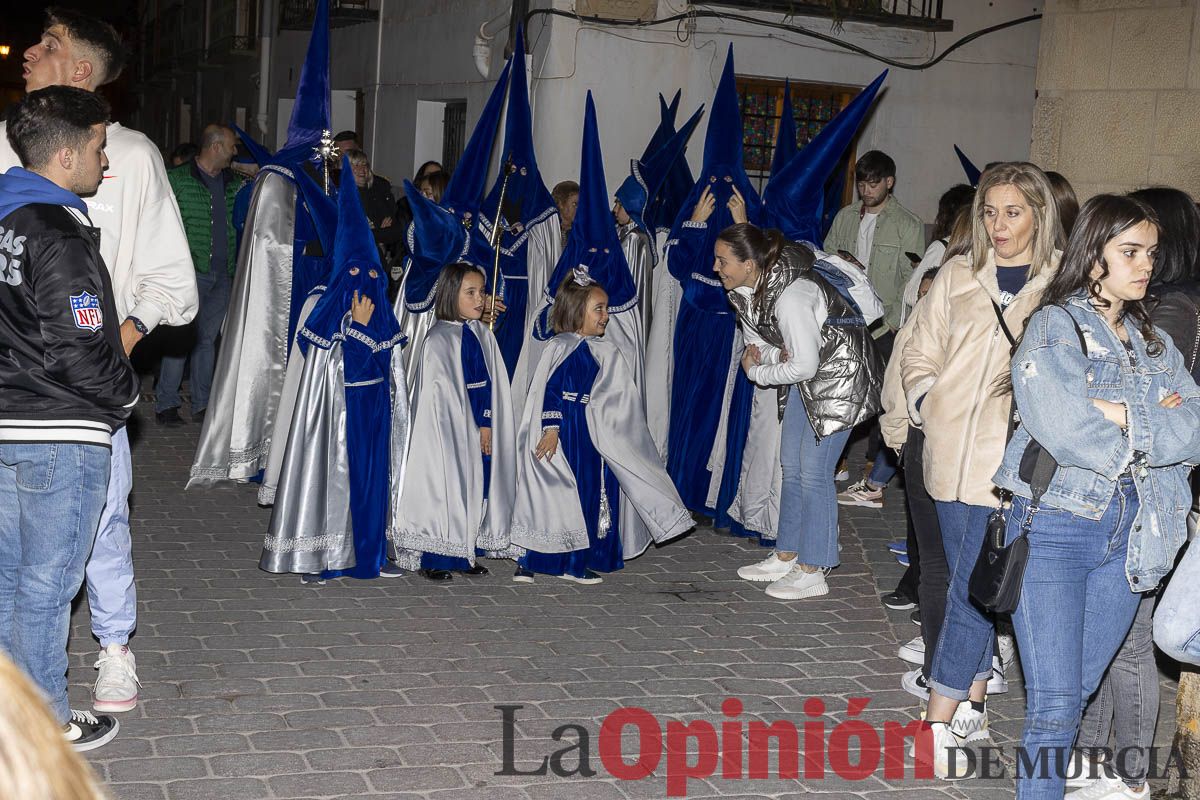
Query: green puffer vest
167 162 242 274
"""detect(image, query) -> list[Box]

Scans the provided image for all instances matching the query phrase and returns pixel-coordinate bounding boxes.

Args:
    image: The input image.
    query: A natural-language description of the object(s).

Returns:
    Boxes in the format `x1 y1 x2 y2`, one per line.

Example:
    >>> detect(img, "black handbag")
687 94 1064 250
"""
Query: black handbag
967 302 1081 613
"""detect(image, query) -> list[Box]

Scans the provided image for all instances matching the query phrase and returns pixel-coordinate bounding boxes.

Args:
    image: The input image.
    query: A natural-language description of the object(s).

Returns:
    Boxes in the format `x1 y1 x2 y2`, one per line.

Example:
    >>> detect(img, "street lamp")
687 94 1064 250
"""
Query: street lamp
0 46 11 58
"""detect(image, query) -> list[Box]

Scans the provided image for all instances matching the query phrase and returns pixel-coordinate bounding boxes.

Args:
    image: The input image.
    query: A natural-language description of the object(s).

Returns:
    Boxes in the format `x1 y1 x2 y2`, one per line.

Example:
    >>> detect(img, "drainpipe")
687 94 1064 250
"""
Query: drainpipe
256 0 275 138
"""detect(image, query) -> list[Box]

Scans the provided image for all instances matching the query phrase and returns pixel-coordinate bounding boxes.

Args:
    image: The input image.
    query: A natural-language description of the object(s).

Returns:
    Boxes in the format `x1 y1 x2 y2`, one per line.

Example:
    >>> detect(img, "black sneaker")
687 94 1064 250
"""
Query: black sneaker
300 573 326 585
881 590 917 611
64 709 119 751
379 562 405 578
155 407 183 426
910 609 922 626
513 568 535 584
420 569 453 582
463 564 490 576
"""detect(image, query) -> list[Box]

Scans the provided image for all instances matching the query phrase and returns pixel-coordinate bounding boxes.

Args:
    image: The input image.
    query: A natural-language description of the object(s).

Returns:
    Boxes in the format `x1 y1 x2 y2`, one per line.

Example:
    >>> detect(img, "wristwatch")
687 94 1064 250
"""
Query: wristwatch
126 316 149 335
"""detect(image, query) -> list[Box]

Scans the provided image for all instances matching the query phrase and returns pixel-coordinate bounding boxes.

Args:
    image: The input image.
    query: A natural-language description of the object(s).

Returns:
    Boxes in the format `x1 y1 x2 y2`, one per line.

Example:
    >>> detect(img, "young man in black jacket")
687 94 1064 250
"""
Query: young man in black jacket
0 86 139 751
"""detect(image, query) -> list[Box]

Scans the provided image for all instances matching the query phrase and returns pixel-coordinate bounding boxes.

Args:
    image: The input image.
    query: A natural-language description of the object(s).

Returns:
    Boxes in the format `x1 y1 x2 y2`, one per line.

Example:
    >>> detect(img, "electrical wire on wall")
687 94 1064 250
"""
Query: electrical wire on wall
522 6 1042 71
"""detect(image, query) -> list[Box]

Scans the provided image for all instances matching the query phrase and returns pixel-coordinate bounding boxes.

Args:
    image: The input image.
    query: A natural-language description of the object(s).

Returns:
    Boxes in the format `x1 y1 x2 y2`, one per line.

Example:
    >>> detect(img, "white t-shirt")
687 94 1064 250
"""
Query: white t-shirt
855 211 879 266
0 121 197 330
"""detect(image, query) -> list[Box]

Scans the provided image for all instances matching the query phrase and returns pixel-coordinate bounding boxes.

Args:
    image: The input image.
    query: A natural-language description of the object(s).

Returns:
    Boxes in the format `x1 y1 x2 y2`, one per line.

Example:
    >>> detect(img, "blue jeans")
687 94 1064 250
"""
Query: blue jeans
867 447 898 487
777 388 851 568
1012 477 1142 800
929 501 995 700
157 268 232 413
86 427 135 647
0 443 111 724
1155 538 1200 665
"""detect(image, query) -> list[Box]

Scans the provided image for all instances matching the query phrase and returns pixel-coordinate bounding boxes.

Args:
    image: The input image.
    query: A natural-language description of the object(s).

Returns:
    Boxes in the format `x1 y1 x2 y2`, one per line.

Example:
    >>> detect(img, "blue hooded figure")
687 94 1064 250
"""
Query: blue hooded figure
391 58 513 390
260 157 410 582
660 45 763 517
477 26 561 392
191 0 339 486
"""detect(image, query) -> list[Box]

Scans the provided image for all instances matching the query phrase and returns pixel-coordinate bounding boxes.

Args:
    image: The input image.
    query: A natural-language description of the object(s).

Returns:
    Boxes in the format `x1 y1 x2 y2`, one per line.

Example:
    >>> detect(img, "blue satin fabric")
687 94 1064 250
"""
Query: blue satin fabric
491 273 527 378
322 326 391 579
288 194 332 352
520 343 623 576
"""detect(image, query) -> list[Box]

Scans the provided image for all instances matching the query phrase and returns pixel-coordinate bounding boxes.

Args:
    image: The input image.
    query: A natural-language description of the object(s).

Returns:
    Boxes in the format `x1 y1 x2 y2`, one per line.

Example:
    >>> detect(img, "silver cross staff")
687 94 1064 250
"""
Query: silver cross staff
313 129 338 194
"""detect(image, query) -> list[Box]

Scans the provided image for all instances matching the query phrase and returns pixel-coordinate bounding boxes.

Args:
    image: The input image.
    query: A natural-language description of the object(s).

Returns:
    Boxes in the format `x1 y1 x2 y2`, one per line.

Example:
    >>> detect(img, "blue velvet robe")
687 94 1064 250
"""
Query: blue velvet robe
519 343 624 577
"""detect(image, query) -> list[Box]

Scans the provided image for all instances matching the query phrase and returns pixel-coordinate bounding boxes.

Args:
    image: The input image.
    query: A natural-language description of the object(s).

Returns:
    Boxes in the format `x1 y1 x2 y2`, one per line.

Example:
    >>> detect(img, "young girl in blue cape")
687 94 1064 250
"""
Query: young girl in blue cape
393 262 517 581
510 272 693 584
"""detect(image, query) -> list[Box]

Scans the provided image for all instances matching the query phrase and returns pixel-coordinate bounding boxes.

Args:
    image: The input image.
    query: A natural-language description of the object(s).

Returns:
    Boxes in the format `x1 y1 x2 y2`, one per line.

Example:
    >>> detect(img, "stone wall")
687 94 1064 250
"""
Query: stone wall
1032 0 1200 200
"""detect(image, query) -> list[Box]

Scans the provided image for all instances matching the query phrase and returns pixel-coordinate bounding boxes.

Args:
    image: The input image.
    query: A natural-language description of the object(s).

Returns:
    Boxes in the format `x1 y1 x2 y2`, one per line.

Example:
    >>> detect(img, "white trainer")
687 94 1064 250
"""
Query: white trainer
997 632 1018 674
93 644 141 713
914 721 973 780
950 702 989 743
898 635 925 665
1066 751 1113 789
1065 775 1148 799
764 565 829 600
986 657 1009 695
736 552 796 582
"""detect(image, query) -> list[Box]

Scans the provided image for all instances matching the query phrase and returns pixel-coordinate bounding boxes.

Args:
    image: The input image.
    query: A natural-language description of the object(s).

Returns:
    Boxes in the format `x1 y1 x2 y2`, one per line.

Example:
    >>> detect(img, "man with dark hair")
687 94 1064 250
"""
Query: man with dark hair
156 124 243 426
824 149 923 507
552 180 580 247
0 86 140 751
0 8 198 716
333 130 360 156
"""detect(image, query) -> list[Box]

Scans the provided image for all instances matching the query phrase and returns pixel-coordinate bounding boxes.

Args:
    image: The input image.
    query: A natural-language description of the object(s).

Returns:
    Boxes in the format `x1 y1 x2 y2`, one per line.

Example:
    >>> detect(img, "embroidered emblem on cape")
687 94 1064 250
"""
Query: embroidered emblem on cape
70 292 103 331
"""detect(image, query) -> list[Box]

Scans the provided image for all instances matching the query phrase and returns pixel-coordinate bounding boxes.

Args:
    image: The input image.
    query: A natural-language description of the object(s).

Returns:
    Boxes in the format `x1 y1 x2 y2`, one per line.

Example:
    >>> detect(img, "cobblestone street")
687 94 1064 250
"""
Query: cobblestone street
66 403 1179 799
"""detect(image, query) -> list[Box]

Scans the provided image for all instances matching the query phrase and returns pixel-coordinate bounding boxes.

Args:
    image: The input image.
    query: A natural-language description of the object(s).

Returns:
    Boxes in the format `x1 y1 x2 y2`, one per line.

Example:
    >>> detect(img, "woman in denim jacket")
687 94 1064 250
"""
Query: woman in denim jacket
994 194 1200 800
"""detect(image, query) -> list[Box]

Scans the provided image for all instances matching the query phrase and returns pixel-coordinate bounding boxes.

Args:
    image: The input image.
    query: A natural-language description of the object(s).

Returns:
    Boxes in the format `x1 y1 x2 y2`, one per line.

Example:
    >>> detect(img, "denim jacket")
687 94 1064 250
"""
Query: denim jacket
994 292 1200 591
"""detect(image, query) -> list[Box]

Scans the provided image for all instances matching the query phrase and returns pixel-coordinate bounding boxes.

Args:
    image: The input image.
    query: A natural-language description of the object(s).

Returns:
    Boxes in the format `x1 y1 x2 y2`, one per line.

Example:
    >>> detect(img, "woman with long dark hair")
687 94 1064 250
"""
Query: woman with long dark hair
717 223 884 599
995 194 1200 799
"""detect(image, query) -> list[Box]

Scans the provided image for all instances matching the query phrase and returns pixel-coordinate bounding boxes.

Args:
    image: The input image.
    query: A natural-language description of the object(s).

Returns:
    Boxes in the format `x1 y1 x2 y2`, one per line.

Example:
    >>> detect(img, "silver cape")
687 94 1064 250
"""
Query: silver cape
644 230 678 461
390 266 436 400
508 214 562 412
392 320 516 564
618 222 655 338
260 313 409 573
727 382 782 540
258 292 319 505
189 169 297 485
510 334 692 557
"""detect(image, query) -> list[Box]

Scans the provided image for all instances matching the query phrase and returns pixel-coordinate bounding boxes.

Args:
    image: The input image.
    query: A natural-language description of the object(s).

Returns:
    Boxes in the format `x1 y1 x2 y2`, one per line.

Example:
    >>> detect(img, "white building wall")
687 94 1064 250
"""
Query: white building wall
268 0 1040 222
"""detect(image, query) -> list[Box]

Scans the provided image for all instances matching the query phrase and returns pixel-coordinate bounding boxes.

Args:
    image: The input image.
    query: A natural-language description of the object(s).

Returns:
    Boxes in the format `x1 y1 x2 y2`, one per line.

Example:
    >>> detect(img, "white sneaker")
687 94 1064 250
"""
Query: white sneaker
93 644 141 713
950 701 989 743
898 636 924 665
997 632 1017 674
834 466 850 482
986 657 1009 695
736 552 796 582
837 479 884 508
901 668 930 700
915 721 973 780
764 565 829 600
1065 775 1148 799
1066 751 1113 789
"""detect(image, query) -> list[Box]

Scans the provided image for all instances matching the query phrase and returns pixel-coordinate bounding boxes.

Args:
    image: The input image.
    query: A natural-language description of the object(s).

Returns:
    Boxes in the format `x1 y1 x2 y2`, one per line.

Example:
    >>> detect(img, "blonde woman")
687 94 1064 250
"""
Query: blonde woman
900 162 1062 778
0 653 108 799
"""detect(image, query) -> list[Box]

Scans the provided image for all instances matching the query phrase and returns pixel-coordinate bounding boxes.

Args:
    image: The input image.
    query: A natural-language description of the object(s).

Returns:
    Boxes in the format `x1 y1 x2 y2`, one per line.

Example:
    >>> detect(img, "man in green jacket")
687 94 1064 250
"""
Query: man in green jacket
825 150 924 513
156 124 242 425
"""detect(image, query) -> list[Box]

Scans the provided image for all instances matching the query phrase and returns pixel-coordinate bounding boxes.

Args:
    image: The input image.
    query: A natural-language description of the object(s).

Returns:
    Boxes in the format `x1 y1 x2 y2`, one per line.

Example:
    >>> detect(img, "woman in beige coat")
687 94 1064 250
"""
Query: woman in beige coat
900 162 1062 779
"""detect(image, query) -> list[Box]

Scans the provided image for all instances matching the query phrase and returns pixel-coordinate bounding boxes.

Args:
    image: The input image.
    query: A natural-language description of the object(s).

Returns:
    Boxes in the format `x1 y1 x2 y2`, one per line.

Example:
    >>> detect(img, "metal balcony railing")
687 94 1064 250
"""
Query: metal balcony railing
279 0 379 31
713 0 952 32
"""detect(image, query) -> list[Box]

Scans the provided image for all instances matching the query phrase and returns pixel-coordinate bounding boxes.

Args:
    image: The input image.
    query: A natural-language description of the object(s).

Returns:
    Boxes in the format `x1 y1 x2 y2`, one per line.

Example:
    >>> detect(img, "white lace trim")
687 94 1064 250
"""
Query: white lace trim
264 533 343 553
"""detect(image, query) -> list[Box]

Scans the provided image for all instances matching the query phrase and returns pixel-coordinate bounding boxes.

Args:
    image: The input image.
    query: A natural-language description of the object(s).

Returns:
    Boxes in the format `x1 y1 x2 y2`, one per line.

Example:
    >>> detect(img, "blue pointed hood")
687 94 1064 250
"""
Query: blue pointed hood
703 46 745 175
481 25 555 233
648 91 697 235
765 70 887 244
299 156 399 353
282 0 331 155
768 80 797 183
955 144 982 187
640 91 680 162
293 164 337 255
541 92 636 315
443 58 511 212
614 103 705 243
404 179 469 267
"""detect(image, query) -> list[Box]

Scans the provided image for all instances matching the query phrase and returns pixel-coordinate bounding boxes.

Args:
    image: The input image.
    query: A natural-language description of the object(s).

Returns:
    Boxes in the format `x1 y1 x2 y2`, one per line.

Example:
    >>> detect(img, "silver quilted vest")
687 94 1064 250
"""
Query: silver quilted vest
728 242 884 439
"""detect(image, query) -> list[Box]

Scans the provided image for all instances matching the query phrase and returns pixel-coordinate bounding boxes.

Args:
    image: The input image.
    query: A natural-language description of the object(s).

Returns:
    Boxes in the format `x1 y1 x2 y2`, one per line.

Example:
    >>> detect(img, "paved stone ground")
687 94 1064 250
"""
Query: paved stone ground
66 402 1180 799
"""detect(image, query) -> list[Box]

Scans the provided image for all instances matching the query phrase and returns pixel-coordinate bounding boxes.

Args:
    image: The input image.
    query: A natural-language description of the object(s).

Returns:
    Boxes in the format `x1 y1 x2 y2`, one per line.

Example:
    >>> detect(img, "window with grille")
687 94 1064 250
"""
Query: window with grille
737 77 860 211
441 101 468 173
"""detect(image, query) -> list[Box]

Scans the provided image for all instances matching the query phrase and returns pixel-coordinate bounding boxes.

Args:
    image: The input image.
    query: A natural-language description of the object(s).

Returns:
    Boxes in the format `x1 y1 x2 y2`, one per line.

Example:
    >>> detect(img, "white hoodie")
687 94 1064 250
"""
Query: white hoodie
1 121 198 330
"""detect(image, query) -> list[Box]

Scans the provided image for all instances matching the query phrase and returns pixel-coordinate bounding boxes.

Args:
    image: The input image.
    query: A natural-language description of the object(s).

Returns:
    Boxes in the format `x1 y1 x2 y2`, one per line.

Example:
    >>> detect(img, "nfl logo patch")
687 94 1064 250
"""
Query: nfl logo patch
70 292 104 331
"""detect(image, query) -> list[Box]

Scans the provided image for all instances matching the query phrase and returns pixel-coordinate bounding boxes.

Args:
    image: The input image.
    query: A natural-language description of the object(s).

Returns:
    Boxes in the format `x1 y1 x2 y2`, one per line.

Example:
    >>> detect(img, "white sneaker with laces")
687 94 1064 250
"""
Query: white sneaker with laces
736 552 796 582
950 701 989 743
1066 751 1113 789
764 565 829 600
997 632 1018 674
64 708 119 751
986 656 1009 695
1065 775 1148 799
898 635 924 665
93 644 141 713
837 479 884 508
901 668 930 700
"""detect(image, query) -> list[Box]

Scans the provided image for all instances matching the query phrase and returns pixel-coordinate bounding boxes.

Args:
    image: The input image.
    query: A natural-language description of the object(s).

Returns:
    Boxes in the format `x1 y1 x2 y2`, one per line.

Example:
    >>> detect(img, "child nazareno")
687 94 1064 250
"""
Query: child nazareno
510 272 693 584
392 262 517 581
